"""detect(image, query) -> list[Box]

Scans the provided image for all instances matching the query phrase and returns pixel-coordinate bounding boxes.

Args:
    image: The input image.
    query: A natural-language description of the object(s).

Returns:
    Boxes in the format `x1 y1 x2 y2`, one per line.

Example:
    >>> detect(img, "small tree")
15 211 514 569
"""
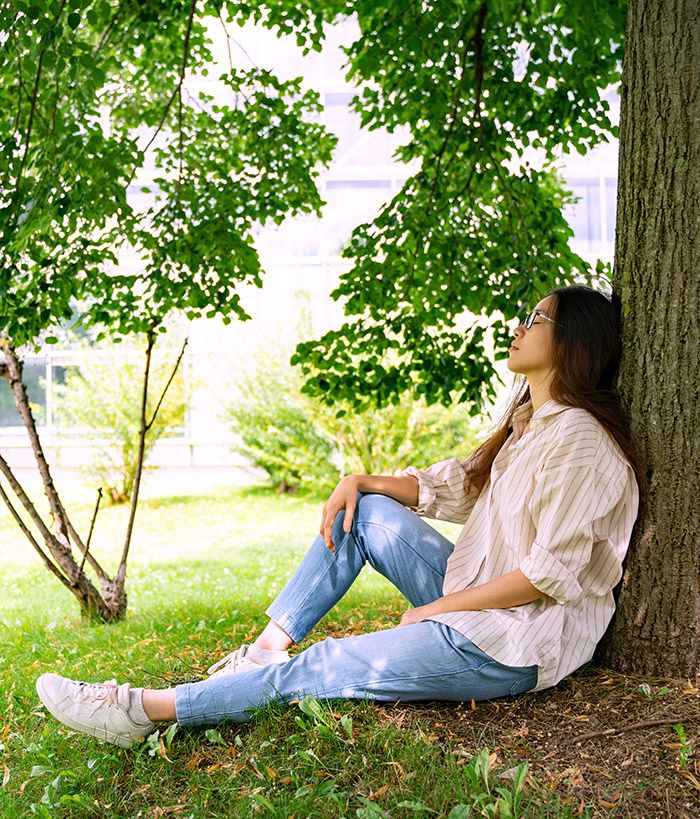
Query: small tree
0 2 335 620
55 345 188 504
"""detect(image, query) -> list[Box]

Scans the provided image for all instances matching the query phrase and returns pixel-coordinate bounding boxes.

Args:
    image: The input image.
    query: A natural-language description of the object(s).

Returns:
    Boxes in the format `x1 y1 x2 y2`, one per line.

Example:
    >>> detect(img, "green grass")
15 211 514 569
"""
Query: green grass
0 482 589 818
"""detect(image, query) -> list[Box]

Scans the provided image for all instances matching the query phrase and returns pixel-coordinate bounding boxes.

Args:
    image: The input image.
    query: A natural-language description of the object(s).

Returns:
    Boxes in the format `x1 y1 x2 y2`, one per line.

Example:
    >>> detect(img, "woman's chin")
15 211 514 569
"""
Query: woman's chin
506 358 521 374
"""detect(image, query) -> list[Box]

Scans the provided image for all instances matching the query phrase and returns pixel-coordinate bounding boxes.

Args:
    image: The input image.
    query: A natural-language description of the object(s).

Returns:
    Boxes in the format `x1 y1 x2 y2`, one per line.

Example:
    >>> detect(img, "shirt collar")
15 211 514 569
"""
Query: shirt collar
511 398 570 439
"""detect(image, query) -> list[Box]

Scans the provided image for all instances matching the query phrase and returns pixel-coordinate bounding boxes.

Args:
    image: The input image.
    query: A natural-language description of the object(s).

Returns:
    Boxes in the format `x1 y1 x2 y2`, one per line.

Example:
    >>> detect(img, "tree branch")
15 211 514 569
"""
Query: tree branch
7 0 69 234
1 340 72 546
426 3 487 210
0 480 72 590
0 339 109 583
137 0 198 163
0 451 75 575
92 0 128 60
116 330 155 580
78 487 103 575
145 337 188 431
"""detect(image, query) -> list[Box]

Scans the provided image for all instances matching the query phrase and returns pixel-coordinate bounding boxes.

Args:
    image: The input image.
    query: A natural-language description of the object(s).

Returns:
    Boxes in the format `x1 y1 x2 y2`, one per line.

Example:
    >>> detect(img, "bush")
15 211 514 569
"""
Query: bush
225 348 481 494
55 347 188 503
225 351 342 494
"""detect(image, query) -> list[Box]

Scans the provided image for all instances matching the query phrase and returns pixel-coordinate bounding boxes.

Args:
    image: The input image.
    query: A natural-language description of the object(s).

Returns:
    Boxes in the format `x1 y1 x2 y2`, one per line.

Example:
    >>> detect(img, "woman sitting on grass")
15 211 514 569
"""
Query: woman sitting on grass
36 285 640 748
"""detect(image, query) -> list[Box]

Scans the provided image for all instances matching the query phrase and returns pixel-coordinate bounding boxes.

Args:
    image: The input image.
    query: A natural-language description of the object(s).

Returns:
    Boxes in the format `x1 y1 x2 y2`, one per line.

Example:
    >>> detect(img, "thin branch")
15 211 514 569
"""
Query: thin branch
116 331 155 579
145 337 188 431
12 29 24 134
0 481 73 590
427 5 486 209
576 717 690 742
215 1 235 72
0 451 62 550
136 0 198 165
65 518 108 581
92 0 128 60
213 0 259 71
7 0 69 234
78 488 103 575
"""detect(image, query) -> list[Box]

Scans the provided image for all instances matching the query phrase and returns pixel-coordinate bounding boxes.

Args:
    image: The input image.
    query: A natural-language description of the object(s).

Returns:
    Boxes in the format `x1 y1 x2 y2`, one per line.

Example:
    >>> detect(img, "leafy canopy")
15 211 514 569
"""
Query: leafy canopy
291 0 626 411
0 0 336 346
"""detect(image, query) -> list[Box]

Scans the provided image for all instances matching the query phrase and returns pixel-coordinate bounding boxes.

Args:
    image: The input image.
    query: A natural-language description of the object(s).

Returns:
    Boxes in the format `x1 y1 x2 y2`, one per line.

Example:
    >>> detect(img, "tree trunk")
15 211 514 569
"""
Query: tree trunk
597 0 700 676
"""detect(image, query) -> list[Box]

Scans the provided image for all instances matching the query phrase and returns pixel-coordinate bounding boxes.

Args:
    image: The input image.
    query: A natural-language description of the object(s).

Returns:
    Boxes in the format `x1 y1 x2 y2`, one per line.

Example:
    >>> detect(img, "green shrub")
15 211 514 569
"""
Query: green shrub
225 347 481 493
54 347 188 503
225 350 342 494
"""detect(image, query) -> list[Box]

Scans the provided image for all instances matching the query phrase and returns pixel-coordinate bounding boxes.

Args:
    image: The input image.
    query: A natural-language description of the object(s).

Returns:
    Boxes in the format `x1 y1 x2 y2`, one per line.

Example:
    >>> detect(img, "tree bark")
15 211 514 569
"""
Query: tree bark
598 0 700 676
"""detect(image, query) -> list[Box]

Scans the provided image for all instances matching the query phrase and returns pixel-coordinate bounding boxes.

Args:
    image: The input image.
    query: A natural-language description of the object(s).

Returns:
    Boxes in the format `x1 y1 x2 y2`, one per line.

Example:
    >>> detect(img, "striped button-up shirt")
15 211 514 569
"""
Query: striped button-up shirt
400 398 639 691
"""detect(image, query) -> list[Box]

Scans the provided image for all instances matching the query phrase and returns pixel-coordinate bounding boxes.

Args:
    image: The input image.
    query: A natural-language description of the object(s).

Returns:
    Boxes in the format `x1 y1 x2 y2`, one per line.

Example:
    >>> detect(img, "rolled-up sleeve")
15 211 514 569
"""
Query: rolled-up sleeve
398 457 479 523
520 465 626 605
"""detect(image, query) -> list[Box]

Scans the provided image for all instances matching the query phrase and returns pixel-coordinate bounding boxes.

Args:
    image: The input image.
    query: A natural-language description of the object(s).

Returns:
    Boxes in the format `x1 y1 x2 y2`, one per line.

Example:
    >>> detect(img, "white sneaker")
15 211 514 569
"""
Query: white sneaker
36 673 155 749
206 644 290 679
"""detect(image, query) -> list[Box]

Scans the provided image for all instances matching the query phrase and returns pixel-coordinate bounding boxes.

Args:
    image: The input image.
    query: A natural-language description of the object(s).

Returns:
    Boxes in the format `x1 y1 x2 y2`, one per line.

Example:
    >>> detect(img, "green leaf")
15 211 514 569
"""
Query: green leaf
164 722 179 749
204 728 227 746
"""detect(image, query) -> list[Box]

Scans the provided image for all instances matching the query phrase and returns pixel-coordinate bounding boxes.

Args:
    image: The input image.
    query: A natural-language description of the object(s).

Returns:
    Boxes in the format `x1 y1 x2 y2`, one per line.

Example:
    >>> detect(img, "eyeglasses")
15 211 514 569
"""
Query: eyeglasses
522 309 559 330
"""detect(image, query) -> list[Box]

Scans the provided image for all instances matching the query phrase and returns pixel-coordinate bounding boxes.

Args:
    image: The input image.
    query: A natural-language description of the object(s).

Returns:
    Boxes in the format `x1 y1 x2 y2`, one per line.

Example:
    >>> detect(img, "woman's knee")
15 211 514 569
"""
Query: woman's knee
354 492 412 529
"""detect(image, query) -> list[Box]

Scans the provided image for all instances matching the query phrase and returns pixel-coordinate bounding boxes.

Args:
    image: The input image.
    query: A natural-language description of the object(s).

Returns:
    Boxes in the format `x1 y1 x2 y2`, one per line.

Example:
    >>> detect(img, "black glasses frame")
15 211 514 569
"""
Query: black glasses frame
523 309 559 329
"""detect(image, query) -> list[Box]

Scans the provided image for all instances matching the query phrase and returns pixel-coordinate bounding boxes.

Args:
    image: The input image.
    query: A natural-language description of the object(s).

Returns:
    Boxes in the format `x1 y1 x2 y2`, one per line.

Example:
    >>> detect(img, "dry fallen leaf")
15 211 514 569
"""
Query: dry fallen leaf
680 771 700 792
2 764 9 788
587 767 614 780
369 783 391 800
598 793 622 809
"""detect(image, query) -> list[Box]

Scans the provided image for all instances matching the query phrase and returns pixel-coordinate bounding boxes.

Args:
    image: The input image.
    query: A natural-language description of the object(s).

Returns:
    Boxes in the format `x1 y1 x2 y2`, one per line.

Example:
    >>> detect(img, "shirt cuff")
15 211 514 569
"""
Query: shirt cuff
397 466 436 517
520 542 584 606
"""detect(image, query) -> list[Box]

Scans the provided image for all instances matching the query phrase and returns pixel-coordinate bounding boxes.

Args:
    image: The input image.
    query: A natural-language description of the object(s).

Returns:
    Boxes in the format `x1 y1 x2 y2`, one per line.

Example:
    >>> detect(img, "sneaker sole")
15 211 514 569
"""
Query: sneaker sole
35 675 139 749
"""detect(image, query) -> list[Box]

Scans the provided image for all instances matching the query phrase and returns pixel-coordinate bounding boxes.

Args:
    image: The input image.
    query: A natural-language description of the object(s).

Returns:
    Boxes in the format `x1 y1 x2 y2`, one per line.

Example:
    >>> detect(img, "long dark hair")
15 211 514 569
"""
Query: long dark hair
464 285 641 494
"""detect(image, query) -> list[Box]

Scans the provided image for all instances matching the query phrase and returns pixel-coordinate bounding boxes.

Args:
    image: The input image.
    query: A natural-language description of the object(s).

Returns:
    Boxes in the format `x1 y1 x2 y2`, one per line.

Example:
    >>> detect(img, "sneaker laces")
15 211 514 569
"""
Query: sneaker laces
76 679 124 716
207 645 251 676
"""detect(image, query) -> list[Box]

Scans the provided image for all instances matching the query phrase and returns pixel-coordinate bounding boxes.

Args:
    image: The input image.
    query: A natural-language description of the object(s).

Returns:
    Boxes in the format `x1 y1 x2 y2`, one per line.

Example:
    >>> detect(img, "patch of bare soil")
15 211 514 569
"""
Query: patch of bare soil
381 668 700 817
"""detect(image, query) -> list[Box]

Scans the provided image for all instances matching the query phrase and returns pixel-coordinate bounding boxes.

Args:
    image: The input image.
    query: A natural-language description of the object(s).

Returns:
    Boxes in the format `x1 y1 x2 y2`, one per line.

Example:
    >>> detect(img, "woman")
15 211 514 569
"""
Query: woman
36 285 640 748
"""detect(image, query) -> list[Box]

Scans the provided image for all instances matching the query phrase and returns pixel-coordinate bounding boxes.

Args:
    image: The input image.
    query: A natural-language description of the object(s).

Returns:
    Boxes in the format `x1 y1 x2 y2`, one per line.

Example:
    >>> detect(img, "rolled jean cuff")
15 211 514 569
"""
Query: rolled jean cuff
174 682 195 726
265 602 306 644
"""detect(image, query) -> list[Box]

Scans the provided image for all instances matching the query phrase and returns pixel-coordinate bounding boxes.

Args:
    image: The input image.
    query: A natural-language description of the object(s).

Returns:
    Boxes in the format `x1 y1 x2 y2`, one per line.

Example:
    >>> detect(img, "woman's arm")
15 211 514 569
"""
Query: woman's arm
353 474 419 507
320 474 418 551
399 569 548 626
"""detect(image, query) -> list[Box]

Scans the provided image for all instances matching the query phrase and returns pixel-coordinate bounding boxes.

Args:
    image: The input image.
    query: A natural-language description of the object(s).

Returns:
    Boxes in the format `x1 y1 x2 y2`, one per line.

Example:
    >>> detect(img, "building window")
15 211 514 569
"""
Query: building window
565 177 602 246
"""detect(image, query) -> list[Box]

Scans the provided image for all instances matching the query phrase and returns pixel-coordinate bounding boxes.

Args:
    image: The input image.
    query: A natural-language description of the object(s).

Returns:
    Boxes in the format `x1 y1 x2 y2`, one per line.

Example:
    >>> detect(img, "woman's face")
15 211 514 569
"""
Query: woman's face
506 295 557 379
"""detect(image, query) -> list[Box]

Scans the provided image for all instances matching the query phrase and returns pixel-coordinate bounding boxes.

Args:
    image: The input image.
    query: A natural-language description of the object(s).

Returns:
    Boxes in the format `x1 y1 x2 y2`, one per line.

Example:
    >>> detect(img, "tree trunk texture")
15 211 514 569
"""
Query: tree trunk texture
597 0 700 676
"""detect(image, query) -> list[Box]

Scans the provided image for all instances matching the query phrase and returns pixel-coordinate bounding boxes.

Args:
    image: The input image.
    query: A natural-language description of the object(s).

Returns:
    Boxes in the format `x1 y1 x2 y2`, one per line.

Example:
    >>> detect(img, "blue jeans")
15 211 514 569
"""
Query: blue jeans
175 494 538 726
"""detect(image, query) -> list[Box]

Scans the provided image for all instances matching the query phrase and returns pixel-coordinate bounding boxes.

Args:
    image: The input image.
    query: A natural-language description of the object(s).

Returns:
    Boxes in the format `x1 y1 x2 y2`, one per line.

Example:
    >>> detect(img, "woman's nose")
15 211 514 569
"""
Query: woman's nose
513 324 525 339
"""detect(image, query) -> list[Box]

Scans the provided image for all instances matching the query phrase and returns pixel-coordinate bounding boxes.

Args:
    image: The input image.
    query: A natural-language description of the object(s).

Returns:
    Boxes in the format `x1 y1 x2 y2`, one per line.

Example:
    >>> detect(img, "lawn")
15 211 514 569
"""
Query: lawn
0 475 697 817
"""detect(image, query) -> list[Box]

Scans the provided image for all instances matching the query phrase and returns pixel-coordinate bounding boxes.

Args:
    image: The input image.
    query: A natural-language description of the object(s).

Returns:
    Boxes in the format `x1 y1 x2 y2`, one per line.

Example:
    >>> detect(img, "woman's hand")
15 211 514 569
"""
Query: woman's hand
399 604 433 627
320 475 360 552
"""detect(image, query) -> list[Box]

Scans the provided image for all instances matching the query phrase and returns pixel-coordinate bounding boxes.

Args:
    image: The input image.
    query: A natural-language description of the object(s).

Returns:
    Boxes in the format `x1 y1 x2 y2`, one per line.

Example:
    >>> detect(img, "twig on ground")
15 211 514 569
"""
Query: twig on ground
575 716 689 741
